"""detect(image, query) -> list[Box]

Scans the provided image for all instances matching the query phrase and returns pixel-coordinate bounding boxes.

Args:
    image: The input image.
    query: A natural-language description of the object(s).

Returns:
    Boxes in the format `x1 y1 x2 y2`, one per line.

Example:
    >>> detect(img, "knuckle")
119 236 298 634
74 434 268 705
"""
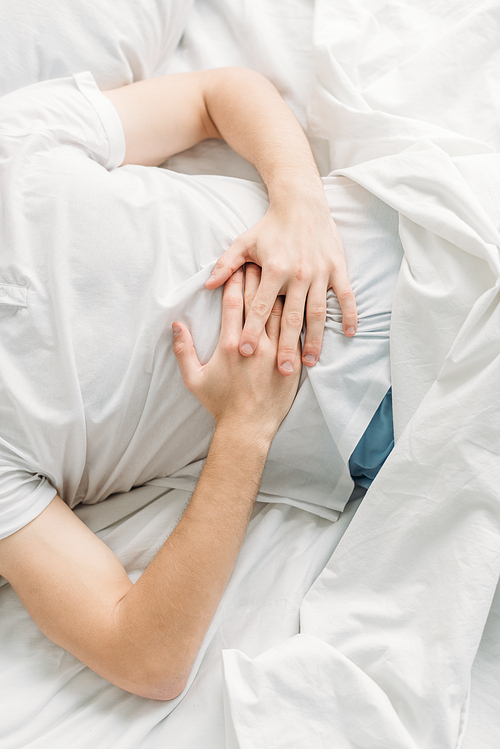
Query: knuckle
266 262 285 281
245 246 258 264
270 301 283 316
280 344 299 356
222 339 239 354
251 300 270 318
243 327 260 342
304 335 322 349
329 255 345 268
224 295 242 310
336 287 355 303
291 264 308 283
284 311 303 328
242 327 262 347
308 303 327 321
228 263 244 278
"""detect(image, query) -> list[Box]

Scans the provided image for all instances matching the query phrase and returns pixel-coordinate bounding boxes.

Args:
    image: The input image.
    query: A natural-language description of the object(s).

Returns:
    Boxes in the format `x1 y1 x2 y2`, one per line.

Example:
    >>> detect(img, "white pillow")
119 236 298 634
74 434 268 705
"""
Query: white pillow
0 0 193 96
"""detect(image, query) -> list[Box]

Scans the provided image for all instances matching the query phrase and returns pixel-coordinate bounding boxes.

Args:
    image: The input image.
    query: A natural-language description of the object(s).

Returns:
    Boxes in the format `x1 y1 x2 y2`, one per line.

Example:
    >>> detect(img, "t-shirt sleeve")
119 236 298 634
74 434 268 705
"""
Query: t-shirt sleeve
0 71 126 170
72 71 126 169
0 460 57 541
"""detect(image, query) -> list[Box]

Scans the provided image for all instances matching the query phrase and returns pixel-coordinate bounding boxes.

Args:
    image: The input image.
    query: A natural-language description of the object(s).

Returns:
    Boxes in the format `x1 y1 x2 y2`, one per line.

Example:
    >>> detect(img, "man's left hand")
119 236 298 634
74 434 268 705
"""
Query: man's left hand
205 198 358 376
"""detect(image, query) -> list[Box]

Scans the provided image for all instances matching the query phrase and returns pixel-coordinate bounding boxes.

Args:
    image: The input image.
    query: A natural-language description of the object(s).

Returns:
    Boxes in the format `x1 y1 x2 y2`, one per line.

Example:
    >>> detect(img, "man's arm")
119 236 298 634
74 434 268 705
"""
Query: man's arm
0 267 300 700
102 69 357 375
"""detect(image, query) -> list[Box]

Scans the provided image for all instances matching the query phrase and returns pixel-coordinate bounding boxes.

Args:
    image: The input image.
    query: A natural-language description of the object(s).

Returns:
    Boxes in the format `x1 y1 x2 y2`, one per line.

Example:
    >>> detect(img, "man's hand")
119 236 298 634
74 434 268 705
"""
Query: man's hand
173 265 301 440
0 272 300 702
205 197 357 376
103 67 357 376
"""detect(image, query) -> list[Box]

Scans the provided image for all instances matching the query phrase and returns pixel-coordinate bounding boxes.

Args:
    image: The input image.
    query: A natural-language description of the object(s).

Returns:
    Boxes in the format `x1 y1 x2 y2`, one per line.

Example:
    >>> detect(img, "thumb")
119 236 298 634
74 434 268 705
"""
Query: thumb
172 322 202 392
205 235 252 289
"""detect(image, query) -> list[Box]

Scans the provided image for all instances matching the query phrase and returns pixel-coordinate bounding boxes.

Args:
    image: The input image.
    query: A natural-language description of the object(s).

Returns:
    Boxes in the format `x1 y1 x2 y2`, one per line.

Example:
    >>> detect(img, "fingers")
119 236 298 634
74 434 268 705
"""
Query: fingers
276 286 307 375
220 267 244 343
265 295 284 343
172 322 202 392
205 236 250 290
301 281 327 367
330 263 357 337
243 263 261 319
240 268 282 358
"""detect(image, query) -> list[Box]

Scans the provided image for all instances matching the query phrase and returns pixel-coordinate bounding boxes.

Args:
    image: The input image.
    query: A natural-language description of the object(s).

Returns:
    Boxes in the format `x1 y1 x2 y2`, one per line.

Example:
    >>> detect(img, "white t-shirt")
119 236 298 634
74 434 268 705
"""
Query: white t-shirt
0 72 403 539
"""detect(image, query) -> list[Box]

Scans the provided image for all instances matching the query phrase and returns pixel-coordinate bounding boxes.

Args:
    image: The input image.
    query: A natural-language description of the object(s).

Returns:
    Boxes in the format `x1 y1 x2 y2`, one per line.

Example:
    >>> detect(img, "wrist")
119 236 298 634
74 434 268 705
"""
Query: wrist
213 417 275 457
267 176 327 215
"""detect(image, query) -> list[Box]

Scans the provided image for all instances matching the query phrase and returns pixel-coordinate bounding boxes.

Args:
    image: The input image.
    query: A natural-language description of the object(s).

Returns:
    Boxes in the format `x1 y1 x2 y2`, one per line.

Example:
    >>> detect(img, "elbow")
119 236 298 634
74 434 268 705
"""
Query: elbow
136 674 189 702
112 660 190 702
103 603 193 700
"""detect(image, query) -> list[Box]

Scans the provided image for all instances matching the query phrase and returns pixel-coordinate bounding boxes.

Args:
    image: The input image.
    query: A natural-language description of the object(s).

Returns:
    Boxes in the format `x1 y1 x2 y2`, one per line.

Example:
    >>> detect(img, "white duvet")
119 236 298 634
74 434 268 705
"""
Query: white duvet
223 144 500 749
0 1 499 747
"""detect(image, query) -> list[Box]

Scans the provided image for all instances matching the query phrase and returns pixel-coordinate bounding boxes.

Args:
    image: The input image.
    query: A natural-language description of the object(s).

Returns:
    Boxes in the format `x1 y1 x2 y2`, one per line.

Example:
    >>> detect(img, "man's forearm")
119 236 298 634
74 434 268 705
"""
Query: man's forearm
200 69 357 364
111 423 271 699
0 267 297 701
105 68 324 204
204 68 325 204
104 68 357 365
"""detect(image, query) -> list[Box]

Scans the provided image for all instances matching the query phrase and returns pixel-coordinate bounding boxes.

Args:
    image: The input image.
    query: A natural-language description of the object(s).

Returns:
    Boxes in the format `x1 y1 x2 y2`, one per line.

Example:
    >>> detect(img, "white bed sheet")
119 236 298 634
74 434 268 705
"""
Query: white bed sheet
224 145 500 749
218 2 500 746
0 1 499 748
0 484 363 748
160 2 500 747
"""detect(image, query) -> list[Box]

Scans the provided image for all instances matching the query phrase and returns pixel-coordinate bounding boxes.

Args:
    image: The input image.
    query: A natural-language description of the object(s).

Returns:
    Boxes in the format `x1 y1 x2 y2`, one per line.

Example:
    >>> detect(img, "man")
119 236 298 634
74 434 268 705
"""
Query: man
0 68 360 698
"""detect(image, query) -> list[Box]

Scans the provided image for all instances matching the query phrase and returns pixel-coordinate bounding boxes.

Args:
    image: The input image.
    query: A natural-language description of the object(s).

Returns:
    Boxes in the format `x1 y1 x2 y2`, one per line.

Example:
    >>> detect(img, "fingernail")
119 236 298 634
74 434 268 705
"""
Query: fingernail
304 354 315 364
173 326 181 337
281 362 293 373
241 343 253 355
346 327 355 336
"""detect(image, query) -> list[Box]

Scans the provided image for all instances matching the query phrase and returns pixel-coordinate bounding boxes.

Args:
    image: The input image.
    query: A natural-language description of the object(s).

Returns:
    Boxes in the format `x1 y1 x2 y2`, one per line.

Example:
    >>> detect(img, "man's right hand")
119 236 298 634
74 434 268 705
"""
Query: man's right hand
0 267 300 702
173 264 301 444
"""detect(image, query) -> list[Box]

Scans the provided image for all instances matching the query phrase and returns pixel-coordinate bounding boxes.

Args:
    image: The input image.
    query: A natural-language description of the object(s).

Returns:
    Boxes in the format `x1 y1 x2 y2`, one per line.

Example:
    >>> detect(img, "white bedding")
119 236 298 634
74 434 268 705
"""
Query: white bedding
0 1 499 747
223 145 500 749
